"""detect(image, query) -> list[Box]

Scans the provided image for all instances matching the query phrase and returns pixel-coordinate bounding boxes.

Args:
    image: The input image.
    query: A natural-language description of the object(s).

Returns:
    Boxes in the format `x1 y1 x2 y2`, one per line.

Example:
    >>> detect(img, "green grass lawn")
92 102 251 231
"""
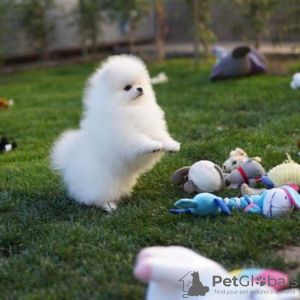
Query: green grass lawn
0 58 300 299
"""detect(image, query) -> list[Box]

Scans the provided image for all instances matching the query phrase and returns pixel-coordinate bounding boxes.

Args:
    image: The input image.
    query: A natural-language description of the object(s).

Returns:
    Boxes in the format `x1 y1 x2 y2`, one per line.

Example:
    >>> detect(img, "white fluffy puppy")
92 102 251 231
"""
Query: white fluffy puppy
51 55 180 212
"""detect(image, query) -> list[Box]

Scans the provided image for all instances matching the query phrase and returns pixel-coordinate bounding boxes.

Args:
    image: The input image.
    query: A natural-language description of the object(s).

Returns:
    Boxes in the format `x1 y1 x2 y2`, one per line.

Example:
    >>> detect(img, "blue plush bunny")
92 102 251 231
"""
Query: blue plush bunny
169 193 231 216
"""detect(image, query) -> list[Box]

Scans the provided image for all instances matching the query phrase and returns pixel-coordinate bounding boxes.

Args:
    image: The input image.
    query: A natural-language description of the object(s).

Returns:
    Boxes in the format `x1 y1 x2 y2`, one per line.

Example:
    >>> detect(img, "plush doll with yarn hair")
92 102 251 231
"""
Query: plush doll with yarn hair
134 246 300 300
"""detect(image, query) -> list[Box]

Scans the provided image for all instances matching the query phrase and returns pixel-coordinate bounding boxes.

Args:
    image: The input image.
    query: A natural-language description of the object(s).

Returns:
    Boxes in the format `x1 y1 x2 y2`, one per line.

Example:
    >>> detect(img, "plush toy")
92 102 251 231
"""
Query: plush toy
224 158 265 189
222 147 248 173
222 147 261 173
260 154 300 189
241 183 267 196
171 160 224 193
134 246 300 300
210 45 266 81
291 73 300 89
170 185 300 218
0 137 17 153
0 98 14 110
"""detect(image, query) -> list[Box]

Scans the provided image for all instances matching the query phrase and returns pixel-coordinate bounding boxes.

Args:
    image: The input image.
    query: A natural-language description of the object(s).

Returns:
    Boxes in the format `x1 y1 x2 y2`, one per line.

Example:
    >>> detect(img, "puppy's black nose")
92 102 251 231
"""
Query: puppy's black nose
137 87 143 93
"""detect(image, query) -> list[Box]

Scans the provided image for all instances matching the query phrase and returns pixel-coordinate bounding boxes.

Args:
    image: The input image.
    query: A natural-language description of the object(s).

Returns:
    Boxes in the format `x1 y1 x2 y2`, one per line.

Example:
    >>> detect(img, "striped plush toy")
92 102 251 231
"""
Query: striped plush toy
170 185 300 218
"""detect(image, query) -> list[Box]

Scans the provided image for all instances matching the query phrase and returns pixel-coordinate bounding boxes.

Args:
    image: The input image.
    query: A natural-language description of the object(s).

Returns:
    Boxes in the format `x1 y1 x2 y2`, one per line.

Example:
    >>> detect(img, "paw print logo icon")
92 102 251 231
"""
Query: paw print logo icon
255 276 266 287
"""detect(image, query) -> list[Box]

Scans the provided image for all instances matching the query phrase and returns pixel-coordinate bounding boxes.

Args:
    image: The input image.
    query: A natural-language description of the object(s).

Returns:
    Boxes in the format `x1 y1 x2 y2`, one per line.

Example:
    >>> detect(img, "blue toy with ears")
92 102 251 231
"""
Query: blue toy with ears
169 193 231 216
170 185 300 218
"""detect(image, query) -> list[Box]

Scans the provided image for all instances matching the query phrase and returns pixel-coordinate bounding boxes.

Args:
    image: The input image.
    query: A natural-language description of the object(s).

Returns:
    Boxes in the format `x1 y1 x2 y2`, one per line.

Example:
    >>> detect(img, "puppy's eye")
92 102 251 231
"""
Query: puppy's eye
232 160 237 165
124 85 132 91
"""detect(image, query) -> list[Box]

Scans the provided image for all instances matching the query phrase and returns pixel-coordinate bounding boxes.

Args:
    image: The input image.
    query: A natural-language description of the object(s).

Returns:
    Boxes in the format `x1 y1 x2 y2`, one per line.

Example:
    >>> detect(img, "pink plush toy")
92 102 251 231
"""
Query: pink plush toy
134 246 300 300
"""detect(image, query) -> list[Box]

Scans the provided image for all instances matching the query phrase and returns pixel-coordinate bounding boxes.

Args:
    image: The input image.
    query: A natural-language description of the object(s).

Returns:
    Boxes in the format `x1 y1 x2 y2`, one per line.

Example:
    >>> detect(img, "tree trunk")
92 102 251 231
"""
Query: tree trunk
254 30 261 49
129 22 136 54
91 31 98 57
193 0 200 67
155 0 166 61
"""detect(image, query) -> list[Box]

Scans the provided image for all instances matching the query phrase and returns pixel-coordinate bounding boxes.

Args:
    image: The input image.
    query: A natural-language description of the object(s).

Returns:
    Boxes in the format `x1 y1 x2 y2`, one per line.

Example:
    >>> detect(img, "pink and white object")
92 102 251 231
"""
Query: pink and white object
134 246 300 300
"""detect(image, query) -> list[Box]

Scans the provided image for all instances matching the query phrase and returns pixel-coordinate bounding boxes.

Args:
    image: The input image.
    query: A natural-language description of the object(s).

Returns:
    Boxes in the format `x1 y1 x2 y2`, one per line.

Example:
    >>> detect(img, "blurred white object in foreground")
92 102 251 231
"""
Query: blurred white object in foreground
291 73 300 89
150 72 168 85
134 246 300 300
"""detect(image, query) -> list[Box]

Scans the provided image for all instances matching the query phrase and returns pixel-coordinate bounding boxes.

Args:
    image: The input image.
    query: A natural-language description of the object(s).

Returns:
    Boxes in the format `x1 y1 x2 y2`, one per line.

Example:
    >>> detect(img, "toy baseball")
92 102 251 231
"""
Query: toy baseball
170 185 300 218
171 160 224 193
134 246 300 300
210 45 266 81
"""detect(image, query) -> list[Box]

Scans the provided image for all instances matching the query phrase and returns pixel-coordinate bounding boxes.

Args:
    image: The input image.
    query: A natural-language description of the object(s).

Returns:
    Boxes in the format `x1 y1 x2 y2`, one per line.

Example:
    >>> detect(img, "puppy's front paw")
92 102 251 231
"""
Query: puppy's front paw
143 141 163 154
151 142 163 153
162 140 180 153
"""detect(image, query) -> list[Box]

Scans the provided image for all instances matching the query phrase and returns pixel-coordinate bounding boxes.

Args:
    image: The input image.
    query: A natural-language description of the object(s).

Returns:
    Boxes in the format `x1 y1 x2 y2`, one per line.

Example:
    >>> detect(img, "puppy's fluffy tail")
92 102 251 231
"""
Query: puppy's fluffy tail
50 130 79 172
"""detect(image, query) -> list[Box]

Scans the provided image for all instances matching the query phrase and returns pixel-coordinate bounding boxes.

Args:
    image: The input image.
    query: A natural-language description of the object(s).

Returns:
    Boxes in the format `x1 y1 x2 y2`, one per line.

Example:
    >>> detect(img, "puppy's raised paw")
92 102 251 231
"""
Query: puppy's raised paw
151 143 163 153
142 141 163 154
162 140 180 153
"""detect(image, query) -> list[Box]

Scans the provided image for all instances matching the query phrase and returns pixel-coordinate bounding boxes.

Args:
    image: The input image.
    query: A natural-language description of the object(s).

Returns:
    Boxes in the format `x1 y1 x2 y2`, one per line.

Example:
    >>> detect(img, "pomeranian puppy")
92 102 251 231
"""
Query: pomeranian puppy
51 55 180 212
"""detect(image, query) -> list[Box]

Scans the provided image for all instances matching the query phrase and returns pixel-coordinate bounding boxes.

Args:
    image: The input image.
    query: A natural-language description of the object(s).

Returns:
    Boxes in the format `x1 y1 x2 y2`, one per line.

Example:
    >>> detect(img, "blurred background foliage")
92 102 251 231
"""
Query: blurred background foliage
0 0 299 67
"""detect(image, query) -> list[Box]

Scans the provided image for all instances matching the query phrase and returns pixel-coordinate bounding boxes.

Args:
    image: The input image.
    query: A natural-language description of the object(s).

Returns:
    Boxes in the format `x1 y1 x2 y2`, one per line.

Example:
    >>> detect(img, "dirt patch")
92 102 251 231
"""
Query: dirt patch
277 246 300 277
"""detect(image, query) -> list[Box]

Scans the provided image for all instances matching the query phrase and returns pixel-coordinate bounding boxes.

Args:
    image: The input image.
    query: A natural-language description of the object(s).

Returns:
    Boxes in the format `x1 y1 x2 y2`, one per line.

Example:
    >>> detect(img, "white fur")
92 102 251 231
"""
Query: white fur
291 73 300 89
51 55 180 212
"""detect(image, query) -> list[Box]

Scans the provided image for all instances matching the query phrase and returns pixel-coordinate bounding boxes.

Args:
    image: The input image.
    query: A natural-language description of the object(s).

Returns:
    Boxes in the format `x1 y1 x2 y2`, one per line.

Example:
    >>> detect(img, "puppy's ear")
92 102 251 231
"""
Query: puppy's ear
171 167 190 185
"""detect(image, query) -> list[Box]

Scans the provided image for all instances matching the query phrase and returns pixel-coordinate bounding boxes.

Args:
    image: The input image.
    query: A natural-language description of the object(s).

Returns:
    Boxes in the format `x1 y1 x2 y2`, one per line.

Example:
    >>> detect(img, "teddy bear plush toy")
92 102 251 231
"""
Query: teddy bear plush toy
134 246 300 300
171 160 224 193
